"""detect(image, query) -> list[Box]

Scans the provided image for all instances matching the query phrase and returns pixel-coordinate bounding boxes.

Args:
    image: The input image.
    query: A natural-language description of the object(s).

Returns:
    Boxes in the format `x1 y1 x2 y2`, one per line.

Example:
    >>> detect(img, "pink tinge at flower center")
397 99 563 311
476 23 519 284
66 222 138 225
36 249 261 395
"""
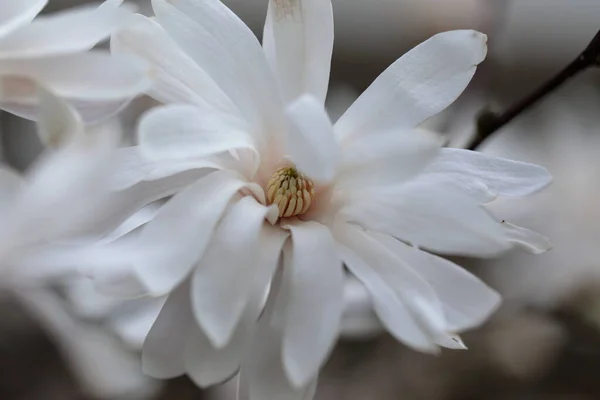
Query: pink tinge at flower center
266 166 315 218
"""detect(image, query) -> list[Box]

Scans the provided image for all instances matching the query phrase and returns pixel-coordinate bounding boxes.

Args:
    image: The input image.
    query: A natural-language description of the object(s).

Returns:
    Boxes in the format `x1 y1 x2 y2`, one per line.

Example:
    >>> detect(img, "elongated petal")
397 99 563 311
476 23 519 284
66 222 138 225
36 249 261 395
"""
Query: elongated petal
335 224 441 352
36 85 83 148
0 0 46 38
134 171 257 295
502 221 552 254
285 95 338 184
0 52 151 122
281 221 344 388
111 14 239 116
263 0 333 103
0 2 130 58
191 197 279 348
335 30 487 142
374 233 501 332
152 0 283 140
138 104 256 167
342 180 510 257
142 281 193 379
422 148 553 203
336 128 441 191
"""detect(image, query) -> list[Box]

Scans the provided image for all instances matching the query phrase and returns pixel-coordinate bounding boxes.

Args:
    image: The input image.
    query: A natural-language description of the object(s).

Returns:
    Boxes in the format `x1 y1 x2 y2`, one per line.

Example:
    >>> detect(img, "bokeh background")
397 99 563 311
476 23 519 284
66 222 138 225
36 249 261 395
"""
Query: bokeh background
2 0 600 399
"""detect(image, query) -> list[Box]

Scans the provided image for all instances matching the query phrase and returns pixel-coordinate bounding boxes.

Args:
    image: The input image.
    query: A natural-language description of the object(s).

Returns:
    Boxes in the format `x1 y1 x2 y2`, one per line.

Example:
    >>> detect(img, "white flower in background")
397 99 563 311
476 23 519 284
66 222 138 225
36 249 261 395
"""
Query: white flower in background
0 0 151 122
0 85 119 284
109 0 552 398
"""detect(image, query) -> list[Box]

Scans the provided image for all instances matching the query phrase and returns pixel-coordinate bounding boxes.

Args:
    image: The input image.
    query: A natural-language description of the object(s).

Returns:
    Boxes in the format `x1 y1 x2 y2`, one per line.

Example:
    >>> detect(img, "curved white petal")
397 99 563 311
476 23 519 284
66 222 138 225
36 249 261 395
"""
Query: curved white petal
134 171 257 296
263 0 333 103
281 221 344 388
36 85 83 148
0 2 130 59
335 224 441 352
111 14 239 116
285 95 338 184
138 104 256 166
0 0 46 39
422 148 553 203
342 179 510 257
142 281 192 379
336 128 441 191
502 221 552 254
151 0 283 141
191 197 281 348
335 30 487 143
374 233 501 332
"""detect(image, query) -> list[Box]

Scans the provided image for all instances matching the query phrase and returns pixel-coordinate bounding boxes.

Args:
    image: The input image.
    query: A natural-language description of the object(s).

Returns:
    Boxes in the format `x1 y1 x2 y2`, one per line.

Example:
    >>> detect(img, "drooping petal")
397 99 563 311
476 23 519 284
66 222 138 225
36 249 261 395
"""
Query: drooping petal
335 30 487 143
342 179 510 257
138 104 257 168
285 95 338 184
422 148 553 203
502 221 552 254
142 281 192 379
281 221 344 388
0 0 46 39
0 52 151 122
263 0 334 103
0 2 130 59
374 233 501 332
36 85 83 148
133 171 258 296
111 14 240 117
335 223 442 352
239 266 318 400
151 0 283 140
191 197 282 348
336 128 441 191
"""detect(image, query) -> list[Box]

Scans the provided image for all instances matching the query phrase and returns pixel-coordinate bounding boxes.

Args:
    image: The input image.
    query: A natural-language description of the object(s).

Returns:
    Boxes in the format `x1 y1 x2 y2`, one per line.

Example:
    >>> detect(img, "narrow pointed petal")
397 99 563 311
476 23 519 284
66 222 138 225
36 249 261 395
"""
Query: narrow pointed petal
502 221 552 254
374 233 502 332
335 30 487 142
142 281 192 379
0 0 46 38
285 95 338 184
263 0 334 103
281 221 344 388
423 148 553 203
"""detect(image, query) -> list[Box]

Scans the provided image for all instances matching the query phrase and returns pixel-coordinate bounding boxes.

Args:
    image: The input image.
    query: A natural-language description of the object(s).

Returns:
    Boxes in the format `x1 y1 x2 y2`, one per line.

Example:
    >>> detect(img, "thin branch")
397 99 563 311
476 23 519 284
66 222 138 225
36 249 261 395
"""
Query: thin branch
467 29 600 151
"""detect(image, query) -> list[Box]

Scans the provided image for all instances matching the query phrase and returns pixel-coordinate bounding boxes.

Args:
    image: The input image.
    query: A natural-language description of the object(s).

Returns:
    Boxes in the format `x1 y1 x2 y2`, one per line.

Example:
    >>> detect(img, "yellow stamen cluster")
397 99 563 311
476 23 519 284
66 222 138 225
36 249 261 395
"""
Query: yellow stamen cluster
266 166 315 218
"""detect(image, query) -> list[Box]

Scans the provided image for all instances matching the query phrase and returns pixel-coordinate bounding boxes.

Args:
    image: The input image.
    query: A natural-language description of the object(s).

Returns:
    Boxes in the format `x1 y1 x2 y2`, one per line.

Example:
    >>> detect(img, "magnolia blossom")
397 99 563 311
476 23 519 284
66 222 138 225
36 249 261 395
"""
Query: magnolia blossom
109 0 552 398
0 0 151 122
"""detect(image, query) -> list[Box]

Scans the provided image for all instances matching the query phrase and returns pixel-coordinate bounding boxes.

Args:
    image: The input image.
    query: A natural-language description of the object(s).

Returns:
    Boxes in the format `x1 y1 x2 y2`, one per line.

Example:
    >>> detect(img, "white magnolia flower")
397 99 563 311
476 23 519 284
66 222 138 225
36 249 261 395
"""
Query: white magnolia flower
109 0 552 398
0 0 151 122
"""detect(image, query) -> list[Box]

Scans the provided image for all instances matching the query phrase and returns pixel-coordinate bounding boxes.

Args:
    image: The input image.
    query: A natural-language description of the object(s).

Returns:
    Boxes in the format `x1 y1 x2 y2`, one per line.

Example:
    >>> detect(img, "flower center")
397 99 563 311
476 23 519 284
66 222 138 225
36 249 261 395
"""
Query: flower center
266 166 315 218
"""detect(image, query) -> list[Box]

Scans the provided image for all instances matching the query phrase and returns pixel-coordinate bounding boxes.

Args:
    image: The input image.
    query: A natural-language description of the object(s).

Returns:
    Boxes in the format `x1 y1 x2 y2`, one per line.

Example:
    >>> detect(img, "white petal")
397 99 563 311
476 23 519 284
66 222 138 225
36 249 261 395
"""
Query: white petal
0 166 23 208
422 148 553 203
263 0 333 103
239 266 318 400
281 221 344 388
0 52 151 122
152 0 283 139
0 2 130 58
142 281 193 379
335 224 441 352
191 197 281 348
0 0 46 38
36 85 83 148
134 171 257 296
111 14 239 116
335 30 487 142
342 179 510 257
285 95 338 183
138 104 257 165
374 233 501 332
336 128 441 191
502 221 552 254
